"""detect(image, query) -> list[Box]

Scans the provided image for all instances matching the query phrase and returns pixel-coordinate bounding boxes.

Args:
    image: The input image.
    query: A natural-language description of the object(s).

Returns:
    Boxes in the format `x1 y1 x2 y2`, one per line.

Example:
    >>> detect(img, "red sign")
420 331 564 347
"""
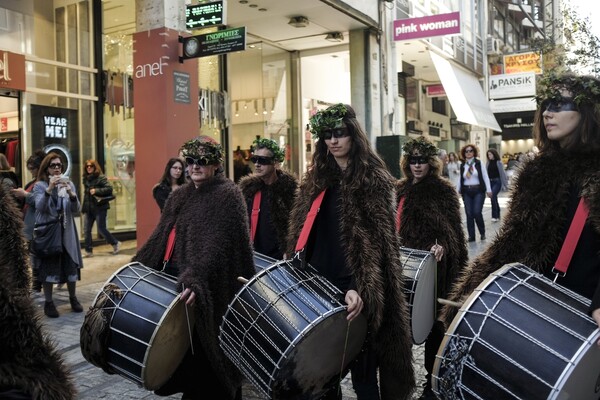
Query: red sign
0 50 26 91
394 12 461 41
426 84 446 97
1 117 7 132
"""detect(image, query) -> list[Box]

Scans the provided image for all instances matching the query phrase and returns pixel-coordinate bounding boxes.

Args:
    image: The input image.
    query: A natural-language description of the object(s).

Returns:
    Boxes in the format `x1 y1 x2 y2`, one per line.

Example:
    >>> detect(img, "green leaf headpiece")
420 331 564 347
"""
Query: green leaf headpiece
309 103 348 140
402 136 439 159
180 135 223 164
536 72 600 107
252 138 285 162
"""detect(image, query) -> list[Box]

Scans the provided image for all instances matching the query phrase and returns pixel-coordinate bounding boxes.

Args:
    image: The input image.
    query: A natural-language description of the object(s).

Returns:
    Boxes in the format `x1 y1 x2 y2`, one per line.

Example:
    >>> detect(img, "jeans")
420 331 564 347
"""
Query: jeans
462 187 486 239
489 178 502 219
84 209 117 252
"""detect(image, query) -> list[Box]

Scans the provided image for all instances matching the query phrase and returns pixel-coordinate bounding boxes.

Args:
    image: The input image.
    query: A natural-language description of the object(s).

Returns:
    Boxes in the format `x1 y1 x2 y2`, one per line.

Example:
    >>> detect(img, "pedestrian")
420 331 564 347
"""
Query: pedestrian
395 136 468 400
437 148 449 178
81 159 121 257
233 148 252 183
11 149 46 292
32 152 84 318
446 151 460 190
286 103 415 400
441 72 600 344
152 157 185 212
238 137 298 260
0 182 77 399
0 152 19 190
457 144 492 242
485 148 508 222
133 135 256 399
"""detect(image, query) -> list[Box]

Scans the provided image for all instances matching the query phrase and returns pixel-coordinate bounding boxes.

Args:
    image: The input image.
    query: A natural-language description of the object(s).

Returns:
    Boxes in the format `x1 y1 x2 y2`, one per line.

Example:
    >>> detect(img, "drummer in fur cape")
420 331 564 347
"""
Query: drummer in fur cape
132 136 256 399
395 136 468 399
238 137 298 260
0 183 76 399
286 104 415 400
441 72 600 342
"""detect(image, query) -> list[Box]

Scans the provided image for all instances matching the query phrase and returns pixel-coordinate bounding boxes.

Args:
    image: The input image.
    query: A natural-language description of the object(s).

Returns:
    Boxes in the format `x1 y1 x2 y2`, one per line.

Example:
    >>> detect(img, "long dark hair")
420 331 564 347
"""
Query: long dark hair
309 104 391 191
159 157 186 186
486 148 501 162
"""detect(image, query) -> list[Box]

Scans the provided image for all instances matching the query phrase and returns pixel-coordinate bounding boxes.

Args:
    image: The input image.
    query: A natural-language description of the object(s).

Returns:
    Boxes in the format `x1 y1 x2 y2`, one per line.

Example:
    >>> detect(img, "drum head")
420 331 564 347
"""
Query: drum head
400 248 436 345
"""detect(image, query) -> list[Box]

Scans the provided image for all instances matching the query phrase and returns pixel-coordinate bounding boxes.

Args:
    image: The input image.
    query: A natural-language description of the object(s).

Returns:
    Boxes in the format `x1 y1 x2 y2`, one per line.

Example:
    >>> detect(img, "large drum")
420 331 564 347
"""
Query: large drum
433 263 600 400
219 259 368 399
400 247 436 344
95 262 195 390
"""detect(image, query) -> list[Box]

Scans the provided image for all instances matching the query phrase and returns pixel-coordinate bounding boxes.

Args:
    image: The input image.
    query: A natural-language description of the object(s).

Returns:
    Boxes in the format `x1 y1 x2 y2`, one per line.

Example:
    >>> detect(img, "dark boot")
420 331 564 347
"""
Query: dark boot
44 301 59 318
70 296 83 312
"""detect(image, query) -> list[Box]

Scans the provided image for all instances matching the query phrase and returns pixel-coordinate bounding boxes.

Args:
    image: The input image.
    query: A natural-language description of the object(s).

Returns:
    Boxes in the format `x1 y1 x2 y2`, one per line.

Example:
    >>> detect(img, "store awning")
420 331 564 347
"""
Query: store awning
430 51 502 132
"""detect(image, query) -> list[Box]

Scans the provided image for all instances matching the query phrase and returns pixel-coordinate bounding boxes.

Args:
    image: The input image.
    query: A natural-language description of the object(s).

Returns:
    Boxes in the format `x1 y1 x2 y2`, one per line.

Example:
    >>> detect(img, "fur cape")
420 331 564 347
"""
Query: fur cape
395 174 469 307
133 175 255 398
0 185 76 399
238 169 298 256
286 168 415 400
441 150 600 327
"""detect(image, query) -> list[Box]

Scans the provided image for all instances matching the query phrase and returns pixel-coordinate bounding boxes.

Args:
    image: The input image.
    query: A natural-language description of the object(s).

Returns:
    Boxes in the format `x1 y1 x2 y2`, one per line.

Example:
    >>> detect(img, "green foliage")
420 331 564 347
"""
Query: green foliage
309 103 347 139
252 138 285 162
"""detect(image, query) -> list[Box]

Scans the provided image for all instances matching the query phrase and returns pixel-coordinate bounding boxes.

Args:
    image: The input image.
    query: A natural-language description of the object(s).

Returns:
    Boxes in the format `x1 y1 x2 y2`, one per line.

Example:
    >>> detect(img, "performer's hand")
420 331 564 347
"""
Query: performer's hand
592 308 600 347
180 287 196 306
345 289 363 321
430 243 444 262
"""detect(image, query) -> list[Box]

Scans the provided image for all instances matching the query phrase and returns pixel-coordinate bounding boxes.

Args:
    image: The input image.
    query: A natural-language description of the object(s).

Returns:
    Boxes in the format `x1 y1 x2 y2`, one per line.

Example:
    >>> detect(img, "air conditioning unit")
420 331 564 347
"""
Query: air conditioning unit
486 37 502 56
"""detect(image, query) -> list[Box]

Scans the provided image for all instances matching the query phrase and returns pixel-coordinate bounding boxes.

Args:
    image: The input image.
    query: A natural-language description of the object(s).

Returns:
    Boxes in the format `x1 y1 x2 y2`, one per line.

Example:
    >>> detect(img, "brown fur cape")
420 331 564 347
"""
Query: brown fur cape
395 174 469 305
441 150 600 327
133 175 256 398
238 169 298 256
286 168 415 400
0 185 76 399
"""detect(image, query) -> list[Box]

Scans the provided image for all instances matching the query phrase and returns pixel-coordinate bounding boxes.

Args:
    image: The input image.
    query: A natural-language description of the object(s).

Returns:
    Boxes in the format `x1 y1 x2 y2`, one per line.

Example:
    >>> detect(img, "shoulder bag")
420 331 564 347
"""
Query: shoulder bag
94 194 116 206
31 215 63 257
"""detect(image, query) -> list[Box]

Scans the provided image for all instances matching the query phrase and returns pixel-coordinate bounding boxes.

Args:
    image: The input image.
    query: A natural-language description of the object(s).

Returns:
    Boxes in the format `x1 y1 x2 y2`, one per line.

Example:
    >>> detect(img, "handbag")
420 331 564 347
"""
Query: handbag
31 215 63 258
94 194 116 206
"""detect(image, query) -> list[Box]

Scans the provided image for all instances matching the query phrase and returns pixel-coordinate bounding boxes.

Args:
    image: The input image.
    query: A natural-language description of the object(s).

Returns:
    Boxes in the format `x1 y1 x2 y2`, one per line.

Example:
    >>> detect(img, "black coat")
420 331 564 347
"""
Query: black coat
81 174 113 213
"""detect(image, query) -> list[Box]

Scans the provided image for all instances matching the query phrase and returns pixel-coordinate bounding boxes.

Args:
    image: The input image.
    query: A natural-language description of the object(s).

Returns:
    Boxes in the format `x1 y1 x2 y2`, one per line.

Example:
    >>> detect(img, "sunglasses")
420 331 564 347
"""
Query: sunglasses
49 163 62 169
465 149 474 153
409 156 428 165
185 156 213 167
322 127 349 140
542 98 578 113
250 156 274 165
86 164 94 168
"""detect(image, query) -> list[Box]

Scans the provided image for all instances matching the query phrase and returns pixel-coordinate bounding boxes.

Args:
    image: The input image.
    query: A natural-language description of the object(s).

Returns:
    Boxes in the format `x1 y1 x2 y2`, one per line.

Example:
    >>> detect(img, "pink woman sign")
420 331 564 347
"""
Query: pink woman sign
394 12 461 41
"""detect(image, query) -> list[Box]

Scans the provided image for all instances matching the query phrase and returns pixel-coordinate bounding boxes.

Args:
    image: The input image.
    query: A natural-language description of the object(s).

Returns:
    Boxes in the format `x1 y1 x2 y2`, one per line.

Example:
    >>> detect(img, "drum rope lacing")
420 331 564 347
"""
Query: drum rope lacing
436 265 595 399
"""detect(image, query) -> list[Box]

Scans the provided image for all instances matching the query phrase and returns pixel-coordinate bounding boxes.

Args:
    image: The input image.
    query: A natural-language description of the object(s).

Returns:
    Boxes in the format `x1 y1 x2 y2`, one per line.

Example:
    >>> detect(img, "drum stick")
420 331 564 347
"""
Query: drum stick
437 298 463 308
237 276 249 284
182 283 195 355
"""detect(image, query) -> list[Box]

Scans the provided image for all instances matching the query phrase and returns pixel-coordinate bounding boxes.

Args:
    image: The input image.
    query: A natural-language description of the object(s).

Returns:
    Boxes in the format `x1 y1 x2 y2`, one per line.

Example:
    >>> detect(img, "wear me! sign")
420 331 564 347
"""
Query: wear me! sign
394 12 460 41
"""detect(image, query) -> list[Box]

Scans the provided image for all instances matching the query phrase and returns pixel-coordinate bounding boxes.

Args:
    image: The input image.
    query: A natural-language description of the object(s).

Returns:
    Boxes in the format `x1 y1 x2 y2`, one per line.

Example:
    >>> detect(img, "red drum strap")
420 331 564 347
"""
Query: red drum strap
396 196 406 233
251 191 261 243
295 190 326 252
554 198 590 275
164 226 176 263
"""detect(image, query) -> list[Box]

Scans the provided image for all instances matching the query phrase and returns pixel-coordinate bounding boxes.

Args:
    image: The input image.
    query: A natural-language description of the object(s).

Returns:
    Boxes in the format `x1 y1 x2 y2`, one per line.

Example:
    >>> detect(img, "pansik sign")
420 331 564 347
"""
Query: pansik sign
489 72 536 99
394 12 460 41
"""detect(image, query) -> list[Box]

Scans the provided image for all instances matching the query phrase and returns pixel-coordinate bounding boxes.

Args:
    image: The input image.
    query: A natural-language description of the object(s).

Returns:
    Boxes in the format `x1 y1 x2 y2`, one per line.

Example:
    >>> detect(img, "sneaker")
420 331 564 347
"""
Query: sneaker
112 241 122 255
70 296 83 313
468 237 475 242
481 235 486 241
84 251 93 258
44 301 59 318
491 218 499 222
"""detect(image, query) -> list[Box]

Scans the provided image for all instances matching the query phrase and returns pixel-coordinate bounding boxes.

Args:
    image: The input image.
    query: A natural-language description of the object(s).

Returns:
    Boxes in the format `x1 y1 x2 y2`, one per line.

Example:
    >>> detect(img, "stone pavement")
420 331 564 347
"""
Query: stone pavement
31 193 508 399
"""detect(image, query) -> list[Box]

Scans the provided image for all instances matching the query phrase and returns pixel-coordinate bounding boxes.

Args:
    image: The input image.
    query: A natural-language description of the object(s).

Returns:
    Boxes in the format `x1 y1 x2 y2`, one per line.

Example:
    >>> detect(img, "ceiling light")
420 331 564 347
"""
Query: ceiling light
288 16 309 28
325 32 344 42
